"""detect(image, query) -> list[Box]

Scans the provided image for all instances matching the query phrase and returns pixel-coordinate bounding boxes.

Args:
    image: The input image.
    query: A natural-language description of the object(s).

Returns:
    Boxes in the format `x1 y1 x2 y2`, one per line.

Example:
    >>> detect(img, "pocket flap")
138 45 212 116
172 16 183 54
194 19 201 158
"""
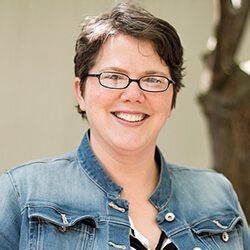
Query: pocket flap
28 205 98 228
192 213 242 234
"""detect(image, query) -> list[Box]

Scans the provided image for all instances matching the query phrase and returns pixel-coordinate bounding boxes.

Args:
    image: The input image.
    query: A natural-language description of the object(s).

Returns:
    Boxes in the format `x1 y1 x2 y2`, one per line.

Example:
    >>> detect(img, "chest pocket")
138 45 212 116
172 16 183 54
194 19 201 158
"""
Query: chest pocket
28 205 98 250
191 212 243 250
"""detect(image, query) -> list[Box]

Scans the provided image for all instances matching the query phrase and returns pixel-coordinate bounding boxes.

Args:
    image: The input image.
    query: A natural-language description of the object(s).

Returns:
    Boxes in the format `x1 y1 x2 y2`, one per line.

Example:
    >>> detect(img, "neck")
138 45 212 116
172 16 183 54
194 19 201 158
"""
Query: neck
89 132 160 197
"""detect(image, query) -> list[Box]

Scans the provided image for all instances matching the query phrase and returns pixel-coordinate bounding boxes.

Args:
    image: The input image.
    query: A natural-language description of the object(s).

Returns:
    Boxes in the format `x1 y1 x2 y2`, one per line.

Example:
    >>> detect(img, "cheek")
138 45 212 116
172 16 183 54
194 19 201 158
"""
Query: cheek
152 92 173 113
84 86 119 112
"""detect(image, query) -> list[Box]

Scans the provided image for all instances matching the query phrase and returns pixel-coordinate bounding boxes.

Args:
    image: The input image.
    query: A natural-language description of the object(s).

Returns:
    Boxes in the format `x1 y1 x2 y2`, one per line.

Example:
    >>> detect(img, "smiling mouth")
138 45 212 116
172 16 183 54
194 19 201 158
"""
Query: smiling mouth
112 112 148 122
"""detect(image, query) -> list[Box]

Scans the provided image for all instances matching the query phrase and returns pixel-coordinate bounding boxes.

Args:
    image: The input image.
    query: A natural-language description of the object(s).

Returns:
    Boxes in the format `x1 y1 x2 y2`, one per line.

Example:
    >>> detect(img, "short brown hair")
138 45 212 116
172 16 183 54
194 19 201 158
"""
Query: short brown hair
74 2 184 119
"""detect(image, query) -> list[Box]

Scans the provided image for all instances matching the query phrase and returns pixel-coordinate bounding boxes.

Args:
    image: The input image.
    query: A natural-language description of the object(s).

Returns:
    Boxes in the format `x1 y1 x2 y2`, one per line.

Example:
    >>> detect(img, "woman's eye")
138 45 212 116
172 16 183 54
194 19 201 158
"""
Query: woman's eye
103 73 123 80
144 77 162 84
110 74 119 80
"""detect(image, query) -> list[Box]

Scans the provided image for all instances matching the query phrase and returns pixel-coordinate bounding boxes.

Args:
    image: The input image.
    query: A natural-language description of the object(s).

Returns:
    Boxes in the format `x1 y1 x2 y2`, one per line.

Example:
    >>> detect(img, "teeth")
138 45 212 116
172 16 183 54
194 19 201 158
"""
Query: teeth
115 112 146 122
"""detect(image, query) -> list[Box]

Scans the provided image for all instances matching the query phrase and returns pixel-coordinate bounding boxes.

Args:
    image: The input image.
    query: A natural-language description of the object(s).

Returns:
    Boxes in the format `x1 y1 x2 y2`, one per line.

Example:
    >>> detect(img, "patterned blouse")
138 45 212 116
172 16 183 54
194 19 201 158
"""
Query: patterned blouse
129 218 177 250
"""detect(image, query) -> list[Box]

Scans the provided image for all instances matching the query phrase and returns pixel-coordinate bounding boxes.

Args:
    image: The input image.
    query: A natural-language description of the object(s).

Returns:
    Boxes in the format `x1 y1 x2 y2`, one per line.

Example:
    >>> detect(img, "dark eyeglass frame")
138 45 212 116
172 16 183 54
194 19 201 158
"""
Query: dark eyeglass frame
86 72 175 93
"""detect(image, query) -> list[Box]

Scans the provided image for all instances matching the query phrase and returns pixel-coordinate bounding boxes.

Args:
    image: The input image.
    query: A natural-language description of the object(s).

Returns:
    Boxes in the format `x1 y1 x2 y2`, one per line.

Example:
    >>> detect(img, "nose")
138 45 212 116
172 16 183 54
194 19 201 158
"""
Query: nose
120 81 145 103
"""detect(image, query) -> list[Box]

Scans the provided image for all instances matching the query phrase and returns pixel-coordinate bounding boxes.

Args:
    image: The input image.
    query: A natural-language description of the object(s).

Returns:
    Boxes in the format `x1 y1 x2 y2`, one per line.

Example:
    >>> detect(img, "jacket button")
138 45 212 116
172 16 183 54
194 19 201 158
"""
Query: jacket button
165 212 175 222
221 232 229 242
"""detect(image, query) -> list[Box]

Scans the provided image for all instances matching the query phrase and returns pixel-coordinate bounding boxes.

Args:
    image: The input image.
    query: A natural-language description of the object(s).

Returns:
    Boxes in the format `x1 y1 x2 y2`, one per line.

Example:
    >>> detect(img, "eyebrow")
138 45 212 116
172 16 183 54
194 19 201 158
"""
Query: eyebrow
98 66 170 77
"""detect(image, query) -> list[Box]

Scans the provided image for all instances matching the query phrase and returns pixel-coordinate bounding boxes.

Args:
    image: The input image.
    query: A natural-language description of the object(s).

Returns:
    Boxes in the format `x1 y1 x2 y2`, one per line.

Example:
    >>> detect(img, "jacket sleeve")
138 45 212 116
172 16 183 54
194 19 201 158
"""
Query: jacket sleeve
0 172 21 249
227 179 250 249
238 204 250 250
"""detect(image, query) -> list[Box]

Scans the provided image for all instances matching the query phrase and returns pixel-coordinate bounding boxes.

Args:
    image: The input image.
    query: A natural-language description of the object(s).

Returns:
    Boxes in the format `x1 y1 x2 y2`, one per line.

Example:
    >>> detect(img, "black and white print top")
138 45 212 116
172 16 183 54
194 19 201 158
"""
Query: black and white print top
129 218 178 250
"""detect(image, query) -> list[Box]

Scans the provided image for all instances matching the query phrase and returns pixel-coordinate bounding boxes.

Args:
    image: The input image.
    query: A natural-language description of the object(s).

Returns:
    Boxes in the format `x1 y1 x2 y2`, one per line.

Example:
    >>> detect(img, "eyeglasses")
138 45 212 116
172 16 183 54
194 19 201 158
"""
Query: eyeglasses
86 72 175 92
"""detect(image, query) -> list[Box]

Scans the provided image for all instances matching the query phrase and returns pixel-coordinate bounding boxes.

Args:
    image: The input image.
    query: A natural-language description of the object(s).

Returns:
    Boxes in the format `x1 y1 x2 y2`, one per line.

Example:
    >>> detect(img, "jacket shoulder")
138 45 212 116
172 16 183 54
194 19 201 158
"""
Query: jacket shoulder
168 163 228 184
6 151 77 176
167 163 237 209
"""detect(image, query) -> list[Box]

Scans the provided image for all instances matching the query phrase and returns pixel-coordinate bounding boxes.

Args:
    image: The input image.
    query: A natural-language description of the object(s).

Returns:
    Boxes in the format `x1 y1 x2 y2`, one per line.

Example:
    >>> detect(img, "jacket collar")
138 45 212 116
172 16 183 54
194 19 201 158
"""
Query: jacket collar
77 130 172 209
150 147 172 210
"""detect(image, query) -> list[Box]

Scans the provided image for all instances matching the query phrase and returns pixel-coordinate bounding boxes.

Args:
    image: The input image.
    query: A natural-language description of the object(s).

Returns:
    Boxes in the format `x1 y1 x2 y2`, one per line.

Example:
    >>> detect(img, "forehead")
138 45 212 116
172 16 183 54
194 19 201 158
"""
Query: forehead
92 34 169 75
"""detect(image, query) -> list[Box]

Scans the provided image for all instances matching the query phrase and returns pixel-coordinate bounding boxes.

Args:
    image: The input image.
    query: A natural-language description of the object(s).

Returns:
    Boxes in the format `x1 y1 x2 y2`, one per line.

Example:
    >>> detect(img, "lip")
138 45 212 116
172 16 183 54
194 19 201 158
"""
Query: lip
111 111 149 124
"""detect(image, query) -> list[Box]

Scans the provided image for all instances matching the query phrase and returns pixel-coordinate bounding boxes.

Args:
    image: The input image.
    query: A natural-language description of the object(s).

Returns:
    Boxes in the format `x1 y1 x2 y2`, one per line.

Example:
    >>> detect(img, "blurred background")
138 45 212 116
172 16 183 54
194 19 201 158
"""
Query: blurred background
0 0 249 173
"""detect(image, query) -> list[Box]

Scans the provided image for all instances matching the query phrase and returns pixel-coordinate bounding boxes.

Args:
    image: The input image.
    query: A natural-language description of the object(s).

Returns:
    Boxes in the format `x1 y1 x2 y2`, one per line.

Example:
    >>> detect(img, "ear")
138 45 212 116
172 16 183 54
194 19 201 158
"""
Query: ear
74 77 85 111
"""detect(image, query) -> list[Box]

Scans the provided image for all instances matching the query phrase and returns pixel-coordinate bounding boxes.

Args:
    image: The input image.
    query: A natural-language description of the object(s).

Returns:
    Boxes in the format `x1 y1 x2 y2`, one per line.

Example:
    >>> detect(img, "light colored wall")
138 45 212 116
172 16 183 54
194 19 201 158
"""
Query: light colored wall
0 0 249 173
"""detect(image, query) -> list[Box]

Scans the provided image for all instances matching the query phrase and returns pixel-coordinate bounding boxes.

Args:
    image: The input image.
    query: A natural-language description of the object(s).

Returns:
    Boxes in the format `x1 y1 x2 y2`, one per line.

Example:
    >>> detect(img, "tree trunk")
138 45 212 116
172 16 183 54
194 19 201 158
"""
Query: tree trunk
198 0 250 222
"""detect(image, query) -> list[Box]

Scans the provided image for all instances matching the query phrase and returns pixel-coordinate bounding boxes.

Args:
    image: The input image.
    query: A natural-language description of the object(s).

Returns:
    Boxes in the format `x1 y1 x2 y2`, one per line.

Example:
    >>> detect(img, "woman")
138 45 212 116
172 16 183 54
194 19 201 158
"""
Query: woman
1 2 249 250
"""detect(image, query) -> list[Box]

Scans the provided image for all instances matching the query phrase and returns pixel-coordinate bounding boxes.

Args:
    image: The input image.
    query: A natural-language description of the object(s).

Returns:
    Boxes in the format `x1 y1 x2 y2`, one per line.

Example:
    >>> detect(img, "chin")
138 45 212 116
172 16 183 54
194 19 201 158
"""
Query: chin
111 136 153 153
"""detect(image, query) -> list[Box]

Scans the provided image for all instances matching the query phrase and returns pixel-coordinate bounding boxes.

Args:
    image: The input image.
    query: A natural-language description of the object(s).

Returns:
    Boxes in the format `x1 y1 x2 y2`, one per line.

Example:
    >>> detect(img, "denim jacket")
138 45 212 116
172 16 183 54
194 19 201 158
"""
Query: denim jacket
1 131 250 250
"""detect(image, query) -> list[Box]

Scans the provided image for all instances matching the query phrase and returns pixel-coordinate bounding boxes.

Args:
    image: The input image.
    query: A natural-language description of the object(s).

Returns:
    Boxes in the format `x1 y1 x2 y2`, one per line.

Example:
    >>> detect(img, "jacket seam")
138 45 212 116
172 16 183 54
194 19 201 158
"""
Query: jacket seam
6 171 23 215
7 154 75 172
6 171 21 201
